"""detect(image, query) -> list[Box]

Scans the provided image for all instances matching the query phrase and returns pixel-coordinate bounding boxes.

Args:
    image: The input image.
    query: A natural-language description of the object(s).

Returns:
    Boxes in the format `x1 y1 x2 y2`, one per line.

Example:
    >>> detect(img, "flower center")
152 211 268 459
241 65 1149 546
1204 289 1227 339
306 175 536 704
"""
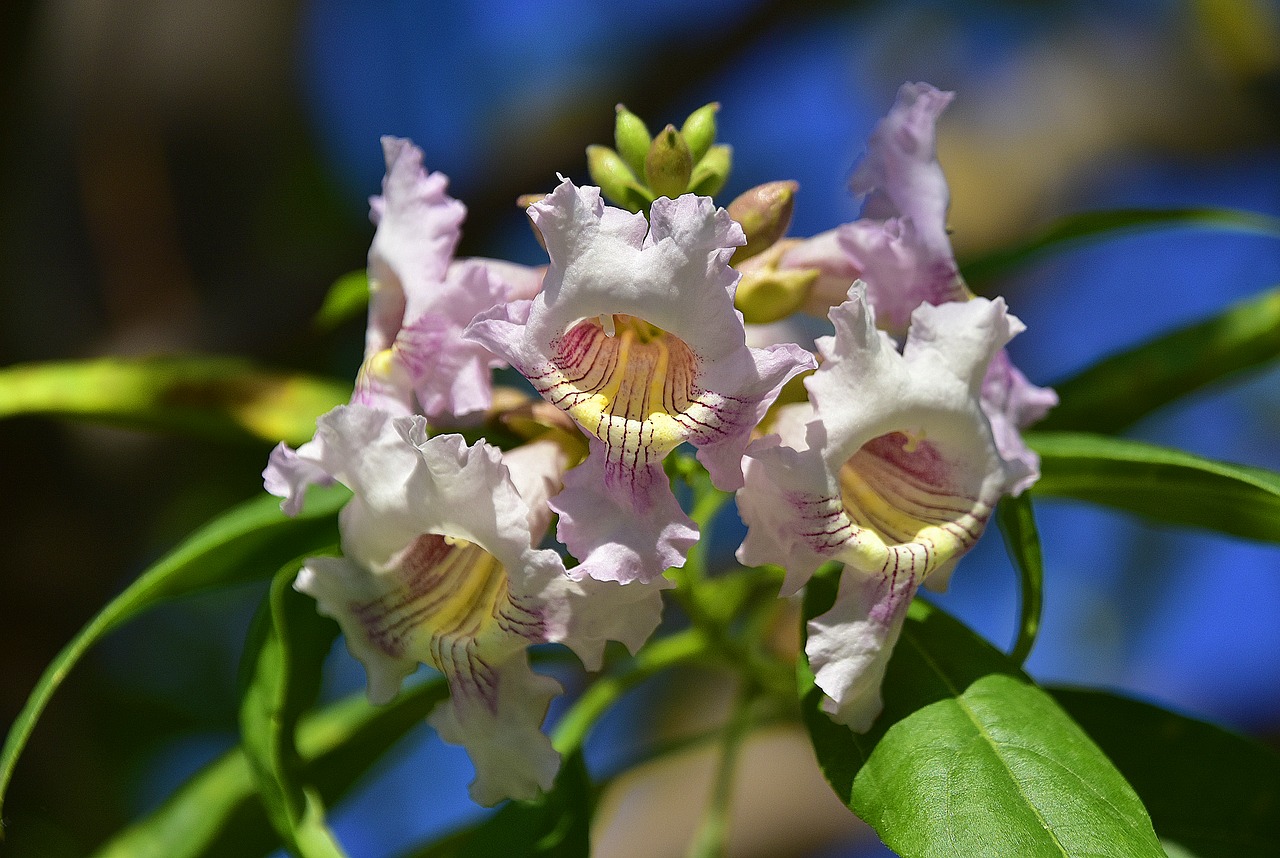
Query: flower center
835 432 991 579
351 534 543 704
543 314 702 459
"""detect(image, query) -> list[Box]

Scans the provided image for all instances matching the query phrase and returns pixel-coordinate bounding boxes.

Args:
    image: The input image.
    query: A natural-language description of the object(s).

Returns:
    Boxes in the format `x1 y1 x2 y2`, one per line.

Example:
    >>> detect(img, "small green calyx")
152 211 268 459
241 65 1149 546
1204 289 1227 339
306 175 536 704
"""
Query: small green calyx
734 265 818 325
688 144 732 197
681 102 720 164
645 125 694 200
588 145 654 213
728 181 798 263
614 104 652 178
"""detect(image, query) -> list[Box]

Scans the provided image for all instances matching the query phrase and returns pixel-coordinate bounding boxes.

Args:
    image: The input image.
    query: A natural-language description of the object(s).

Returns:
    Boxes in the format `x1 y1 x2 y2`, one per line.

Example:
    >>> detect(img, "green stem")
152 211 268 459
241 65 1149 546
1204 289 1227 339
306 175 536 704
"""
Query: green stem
685 680 758 858
552 627 712 756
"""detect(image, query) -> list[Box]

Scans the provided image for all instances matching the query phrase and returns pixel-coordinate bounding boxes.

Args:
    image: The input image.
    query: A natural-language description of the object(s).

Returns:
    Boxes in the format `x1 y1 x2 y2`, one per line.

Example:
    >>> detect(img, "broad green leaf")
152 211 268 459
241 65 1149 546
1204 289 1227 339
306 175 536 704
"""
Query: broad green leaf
996 494 1044 666
405 751 594 858
238 566 344 857
801 574 1164 858
1037 285 1280 433
313 270 370 333
1052 688 1280 858
961 208 1280 288
0 485 348 823
1029 431 1280 543
0 356 349 445
92 678 449 858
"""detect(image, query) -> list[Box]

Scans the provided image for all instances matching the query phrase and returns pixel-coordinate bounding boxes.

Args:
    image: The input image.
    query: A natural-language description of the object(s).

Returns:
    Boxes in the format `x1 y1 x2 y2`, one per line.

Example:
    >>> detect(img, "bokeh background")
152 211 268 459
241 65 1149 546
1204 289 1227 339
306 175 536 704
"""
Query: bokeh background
2 1 1279 856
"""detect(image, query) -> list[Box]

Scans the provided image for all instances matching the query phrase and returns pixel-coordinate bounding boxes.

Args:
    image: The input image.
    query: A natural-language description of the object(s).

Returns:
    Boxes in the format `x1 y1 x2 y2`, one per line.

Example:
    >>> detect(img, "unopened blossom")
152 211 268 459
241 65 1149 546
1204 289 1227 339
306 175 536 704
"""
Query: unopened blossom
467 179 814 584
737 286 1029 730
292 405 662 805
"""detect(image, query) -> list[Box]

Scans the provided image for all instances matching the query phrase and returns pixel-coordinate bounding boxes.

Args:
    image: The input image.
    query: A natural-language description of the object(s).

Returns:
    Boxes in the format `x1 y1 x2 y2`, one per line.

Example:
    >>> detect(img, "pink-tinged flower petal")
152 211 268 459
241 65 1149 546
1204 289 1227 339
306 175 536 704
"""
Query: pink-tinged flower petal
552 439 697 585
263 439 335 516
807 568 919 731
837 216 966 338
357 137 522 424
291 406 660 804
738 287 1028 729
467 179 814 583
981 349 1059 494
849 82 955 250
429 654 561 804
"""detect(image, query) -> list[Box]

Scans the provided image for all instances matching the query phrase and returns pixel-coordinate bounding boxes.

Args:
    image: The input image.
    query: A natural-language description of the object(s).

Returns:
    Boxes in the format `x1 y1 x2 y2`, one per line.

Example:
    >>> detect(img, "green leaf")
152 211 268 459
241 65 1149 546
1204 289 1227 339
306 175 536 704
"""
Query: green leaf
801 575 1164 858
0 356 349 445
1029 431 1280 543
1052 687 1280 858
0 486 348 824
996 494 1044 666
404 751 594 858
238 566 345 857
313 270 370 333
1037 285 1280 434
92 678 449 858
961 208 1280 288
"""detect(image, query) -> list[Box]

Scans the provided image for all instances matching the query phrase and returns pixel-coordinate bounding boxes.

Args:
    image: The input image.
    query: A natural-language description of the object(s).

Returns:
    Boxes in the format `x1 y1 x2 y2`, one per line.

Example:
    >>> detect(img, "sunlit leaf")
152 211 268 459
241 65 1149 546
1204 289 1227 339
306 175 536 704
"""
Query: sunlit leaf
1029 431 1280 543
1037 284 1280 433
238 566 345 857
1052 687 1280 858
0 486 348 823
0 356 349 445
961 208 1280 288
92 678 449 858
313 270 370 333
405 751 594 858
996 493 1044 666
801 576 1164 857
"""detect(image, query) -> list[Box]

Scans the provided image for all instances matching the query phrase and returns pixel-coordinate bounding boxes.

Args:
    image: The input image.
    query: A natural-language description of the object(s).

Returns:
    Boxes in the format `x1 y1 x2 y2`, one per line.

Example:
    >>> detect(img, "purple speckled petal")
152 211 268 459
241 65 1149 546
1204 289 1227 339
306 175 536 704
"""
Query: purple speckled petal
807 567 919 731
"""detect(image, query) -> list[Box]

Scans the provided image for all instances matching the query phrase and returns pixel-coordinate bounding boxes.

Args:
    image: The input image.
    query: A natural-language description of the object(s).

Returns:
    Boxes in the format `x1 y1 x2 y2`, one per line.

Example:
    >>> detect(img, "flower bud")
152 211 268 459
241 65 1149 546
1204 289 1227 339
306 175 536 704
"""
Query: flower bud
644 125 693 200
688 143 732 197
728 180 798 263
681 102 719 164
614 104 651 178
588 144 653 212
734 265 817 325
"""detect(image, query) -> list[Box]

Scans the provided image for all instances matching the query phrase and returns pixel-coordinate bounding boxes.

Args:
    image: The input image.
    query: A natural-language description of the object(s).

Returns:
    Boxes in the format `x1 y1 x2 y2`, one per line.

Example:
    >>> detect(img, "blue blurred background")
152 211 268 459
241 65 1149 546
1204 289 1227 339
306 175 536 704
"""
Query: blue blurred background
2 1 1278 855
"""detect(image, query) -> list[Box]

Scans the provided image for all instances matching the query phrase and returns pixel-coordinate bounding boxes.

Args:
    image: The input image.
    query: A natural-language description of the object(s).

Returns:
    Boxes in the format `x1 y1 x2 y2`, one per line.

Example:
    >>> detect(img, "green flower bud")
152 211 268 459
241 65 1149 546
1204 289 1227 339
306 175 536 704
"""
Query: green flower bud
588 144 654 212
681 102 719 164
614 104 651 178
644 125 694 200
688 144 732 197
734 266 818 325
728 180 798 263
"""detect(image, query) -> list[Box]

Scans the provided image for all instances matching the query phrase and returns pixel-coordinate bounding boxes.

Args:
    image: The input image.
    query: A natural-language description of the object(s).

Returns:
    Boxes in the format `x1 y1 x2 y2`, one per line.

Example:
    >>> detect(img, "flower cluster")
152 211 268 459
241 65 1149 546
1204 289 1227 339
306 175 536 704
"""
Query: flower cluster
265 82 1053 804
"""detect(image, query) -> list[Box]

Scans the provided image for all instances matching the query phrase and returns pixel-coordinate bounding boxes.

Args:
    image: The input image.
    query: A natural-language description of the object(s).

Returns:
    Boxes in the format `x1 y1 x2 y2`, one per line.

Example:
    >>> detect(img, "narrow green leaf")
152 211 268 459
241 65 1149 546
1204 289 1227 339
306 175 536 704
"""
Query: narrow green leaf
961 208 1280 288
801 574 1164 857
313 270 370 333
996 494 1044 666
1029 431 1280 543
404 750 594 858
0 356 349 445
1052 687 1280 858
1037 285 1280 433
238 566 345 857
92 678 449 858
0 486 348 823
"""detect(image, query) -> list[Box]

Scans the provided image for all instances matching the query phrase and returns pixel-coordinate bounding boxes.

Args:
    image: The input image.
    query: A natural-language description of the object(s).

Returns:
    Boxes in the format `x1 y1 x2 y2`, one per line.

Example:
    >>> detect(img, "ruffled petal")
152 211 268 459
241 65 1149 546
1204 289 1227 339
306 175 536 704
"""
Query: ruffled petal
263 439 335 516
552 439 697 585
429 654 562 805
981 349 1059 494
807 568 918 730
